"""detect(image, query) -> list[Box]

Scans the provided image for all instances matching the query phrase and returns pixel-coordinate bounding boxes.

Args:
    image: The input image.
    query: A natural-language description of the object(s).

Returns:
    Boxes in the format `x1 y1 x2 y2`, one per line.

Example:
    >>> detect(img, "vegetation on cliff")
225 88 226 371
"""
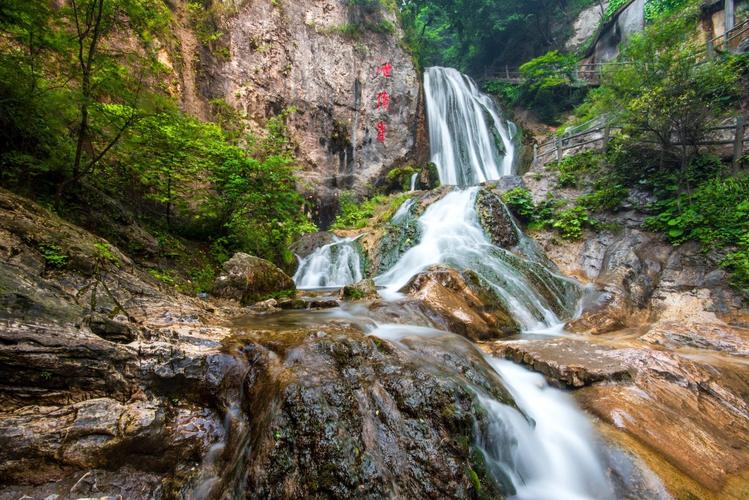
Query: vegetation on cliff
0 0 315 275
499 2 749 289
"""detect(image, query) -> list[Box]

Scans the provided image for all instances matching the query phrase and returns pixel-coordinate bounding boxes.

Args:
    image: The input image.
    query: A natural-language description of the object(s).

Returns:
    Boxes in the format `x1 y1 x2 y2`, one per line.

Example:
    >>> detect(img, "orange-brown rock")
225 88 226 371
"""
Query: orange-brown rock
400 266 520 340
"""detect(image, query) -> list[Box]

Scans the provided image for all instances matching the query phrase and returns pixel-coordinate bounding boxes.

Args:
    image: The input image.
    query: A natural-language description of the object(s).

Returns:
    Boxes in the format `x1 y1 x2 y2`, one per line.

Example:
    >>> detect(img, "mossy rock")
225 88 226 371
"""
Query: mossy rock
213 253 296 305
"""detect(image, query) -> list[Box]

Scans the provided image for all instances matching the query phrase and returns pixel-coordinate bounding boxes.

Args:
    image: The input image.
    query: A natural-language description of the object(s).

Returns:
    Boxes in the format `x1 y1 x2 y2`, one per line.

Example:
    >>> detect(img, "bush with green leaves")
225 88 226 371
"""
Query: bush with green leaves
552 151 603 188
38 244 68 268
644 176 749 289
516 51 589 123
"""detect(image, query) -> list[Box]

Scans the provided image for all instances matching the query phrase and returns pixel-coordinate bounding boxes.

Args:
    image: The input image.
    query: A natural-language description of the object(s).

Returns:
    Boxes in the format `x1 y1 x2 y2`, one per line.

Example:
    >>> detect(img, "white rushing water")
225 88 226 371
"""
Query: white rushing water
371 66 614 498
369 323 615 500
293 237 363 289
424 66 517 186
409 172 419 192
480 359 615 500
375 188 578 330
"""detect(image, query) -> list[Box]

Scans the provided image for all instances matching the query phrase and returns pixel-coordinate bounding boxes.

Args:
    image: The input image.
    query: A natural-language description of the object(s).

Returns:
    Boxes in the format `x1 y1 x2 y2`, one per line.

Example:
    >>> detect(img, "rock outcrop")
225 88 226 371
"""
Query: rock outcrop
212 252 296 305
400 266 520 340
482 327 749 497
0 187 524 499
170 0 424 214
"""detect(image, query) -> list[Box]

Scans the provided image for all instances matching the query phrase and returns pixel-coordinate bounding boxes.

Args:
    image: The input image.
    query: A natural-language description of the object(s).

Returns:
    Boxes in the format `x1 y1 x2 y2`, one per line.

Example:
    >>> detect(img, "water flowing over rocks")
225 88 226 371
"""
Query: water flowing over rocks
400 266 521 340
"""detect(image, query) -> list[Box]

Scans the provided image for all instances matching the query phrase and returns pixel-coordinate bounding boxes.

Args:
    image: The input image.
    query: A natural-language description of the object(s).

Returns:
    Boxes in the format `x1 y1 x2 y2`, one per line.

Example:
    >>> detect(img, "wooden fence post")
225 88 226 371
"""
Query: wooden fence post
734 116 746 170
602 125 611 153
505 65 510 80
706 37 716 60
556 136 563 163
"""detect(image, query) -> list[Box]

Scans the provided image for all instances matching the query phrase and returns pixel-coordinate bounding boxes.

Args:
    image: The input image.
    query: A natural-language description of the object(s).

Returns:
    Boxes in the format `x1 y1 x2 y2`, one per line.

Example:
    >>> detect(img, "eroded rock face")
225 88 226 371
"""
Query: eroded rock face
226 324 514 499
400 266 520 340
213 252 296 305
0 188 243 497
199 0 423 202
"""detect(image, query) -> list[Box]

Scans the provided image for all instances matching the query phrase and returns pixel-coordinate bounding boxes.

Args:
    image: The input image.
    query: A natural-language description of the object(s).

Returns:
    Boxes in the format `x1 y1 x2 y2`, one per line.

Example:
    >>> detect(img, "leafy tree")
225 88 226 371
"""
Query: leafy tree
589 8 740 192
398 0 599 73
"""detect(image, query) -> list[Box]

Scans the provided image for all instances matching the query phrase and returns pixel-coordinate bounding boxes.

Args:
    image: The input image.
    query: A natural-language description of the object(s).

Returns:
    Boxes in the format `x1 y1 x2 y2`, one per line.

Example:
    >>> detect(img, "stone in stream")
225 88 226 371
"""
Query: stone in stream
212 252 296 305
400 266 521 340
339 278 378 301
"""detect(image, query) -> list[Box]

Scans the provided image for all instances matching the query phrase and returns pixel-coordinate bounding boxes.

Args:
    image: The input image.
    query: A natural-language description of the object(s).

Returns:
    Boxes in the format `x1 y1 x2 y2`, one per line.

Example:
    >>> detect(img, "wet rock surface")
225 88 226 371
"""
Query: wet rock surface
482 326 749 496
400 266 521 340
0 188 523 499
212 252 296 305
475 189 520 249
226 322 514 499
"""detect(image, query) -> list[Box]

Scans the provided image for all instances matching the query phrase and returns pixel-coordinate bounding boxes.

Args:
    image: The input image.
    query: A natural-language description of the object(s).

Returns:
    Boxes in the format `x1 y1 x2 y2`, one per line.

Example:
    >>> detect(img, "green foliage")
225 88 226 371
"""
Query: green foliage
581 10 740 186
332 193 389 230
644 0 688 22
398 0 600 73
578 184 628 212
553 151 603 188
644 176 749 289
514 51 588 123
481 81 521 106
605 0 630 18
385 165 418 191
502 187 598 240
552 206 591 240
501 188 537 223
38 244 68 268
94 242 120 266
331 192 410 229
148 268 176 285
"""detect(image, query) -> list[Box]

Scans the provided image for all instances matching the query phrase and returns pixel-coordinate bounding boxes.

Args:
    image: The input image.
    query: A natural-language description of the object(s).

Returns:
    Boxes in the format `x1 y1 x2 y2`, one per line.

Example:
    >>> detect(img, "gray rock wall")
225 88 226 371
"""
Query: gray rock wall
199 1 422 206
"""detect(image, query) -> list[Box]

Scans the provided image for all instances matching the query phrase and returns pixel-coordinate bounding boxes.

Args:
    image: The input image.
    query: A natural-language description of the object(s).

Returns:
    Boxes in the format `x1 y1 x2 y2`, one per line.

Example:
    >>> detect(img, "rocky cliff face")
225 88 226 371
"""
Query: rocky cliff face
166 0 424 224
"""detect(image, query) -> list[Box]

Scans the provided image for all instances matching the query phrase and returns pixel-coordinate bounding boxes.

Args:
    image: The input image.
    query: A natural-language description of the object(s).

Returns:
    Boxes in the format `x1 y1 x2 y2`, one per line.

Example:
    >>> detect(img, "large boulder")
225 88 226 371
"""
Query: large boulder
400 266 520 340
475 189 520 249
213 253 296 305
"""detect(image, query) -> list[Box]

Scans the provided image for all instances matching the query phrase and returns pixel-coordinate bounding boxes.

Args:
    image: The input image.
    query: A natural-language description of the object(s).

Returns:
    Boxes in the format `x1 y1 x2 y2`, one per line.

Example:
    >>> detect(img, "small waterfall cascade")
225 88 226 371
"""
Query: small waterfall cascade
293 237 363 289
409 172 418 192
424 66 517 186
375 188 578 330
478 359 615 499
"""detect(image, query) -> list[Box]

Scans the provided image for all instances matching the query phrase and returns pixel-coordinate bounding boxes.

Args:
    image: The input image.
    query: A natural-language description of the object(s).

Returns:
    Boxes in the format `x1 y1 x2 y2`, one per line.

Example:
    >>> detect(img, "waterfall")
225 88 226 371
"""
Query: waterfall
375 188 579 330
478 359 615 499
424 66 516 186
372 67 613 497
293 237 363 289
409 172 418 192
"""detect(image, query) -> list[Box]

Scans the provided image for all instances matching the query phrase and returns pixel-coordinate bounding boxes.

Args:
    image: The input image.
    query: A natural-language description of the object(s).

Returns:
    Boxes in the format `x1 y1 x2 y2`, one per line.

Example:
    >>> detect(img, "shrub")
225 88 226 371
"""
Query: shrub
38 244 68 268
552 206 592 240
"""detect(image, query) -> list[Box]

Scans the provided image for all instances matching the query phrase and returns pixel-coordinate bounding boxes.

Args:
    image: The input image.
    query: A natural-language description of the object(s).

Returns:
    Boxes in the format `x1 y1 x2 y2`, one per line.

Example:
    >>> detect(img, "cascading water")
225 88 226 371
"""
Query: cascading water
375 188 579 330
371 66 615 498
293 237 363 289
424 66 517 186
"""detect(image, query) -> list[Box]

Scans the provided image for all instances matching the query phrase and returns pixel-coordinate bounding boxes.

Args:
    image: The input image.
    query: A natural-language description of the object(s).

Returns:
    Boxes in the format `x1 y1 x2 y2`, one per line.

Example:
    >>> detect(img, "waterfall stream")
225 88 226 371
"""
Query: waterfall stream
290 66 616 498
424 66 516 186
293 236 363 289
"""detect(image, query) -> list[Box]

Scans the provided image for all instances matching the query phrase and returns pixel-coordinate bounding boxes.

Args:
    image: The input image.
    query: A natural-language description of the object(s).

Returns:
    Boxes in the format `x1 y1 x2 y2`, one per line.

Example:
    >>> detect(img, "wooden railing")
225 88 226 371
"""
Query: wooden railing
710 17 749 54
533 116 747 168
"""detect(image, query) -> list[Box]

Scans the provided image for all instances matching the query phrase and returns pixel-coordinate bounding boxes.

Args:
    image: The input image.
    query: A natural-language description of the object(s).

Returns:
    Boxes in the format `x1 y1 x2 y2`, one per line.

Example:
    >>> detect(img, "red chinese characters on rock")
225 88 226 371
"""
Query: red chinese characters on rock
376 91 390 110
376 121 387 143
376 62 393 78
375 62 393 143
